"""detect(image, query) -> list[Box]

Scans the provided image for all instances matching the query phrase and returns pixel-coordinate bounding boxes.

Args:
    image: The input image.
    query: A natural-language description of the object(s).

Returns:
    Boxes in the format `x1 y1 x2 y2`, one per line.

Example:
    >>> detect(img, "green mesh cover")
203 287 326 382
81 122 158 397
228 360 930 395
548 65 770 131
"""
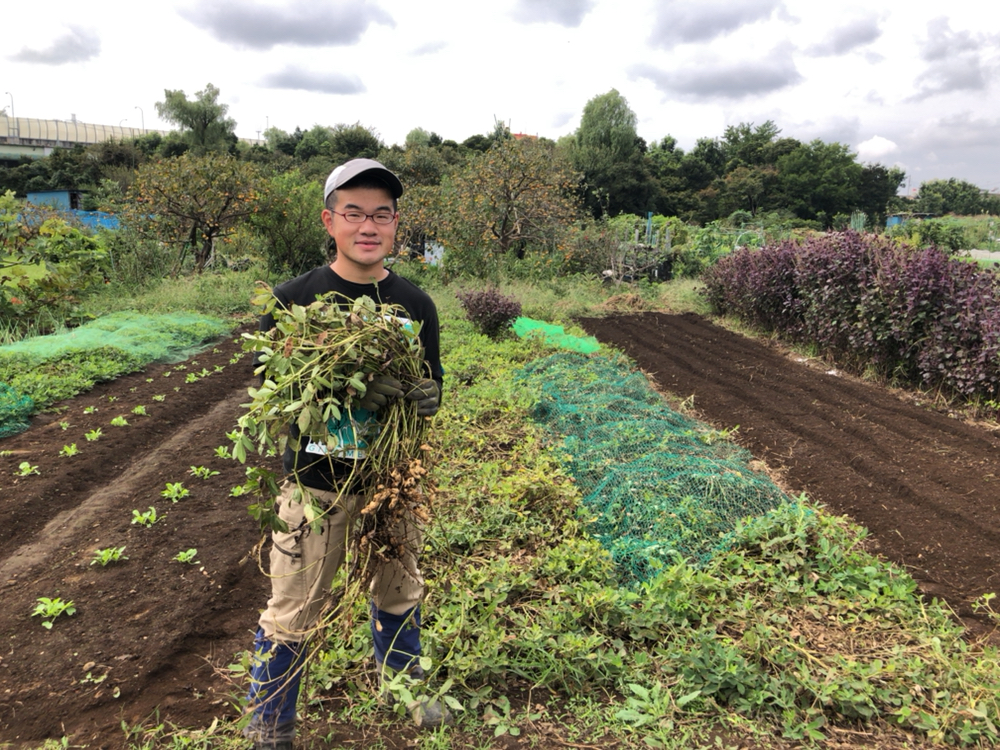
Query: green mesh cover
0 383 35 438
0 312 230 365
0 312 230 435
513 317 601 353
519 352 789 585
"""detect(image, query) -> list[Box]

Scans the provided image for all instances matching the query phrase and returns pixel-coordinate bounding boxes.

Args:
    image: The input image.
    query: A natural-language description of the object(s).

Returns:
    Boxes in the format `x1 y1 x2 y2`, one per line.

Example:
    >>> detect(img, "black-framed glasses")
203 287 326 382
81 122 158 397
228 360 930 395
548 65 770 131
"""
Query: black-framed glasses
331 209 397 225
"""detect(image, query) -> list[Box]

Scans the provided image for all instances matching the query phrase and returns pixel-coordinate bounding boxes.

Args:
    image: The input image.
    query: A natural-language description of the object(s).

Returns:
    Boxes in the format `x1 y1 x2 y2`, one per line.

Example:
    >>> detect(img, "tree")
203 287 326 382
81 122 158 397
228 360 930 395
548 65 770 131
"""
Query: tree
461 133 492 153
377 144 450 187
264 127 303 157
251 169 328 276
155 83 237 155
328 122 383 161
914 178 989 216
118 153 264 273
721 121 781 171
570 89 655 217
438 137 581 277
776 140 863 225
857 164 906 226
718 165 778 217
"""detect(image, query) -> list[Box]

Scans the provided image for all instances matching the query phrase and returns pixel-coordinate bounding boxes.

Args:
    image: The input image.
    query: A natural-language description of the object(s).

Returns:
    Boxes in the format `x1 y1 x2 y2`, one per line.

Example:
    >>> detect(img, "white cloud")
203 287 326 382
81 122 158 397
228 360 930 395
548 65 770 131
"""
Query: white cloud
511 0 596 27
179 0 394 50
10 26 101 65
856 135 898 161
806 16 882 57
632 45 801 101
260 68 366 95
649 0 785 49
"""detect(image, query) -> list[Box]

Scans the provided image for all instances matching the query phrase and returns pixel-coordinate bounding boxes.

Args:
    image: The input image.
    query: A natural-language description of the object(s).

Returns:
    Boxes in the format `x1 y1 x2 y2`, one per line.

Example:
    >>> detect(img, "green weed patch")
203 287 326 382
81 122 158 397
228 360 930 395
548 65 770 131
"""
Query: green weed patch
297 311 1000 746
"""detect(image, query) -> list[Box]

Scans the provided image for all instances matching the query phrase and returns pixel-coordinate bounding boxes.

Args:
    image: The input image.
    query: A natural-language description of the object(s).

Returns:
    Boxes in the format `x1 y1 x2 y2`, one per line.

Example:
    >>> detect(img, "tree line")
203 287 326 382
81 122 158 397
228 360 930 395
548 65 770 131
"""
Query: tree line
1 84 996 281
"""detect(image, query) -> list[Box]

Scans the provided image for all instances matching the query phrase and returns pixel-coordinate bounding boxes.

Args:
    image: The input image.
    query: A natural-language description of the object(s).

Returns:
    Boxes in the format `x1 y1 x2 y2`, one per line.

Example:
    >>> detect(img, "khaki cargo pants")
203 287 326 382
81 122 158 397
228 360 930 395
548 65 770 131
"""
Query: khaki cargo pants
257 481 425 644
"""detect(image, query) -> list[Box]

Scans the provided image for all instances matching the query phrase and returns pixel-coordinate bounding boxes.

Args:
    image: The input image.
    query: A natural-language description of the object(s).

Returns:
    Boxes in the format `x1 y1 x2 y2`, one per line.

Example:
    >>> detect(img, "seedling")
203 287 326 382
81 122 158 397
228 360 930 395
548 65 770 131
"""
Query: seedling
214 445 232 459
145 377 154 383
162 370 172 377
197 368 211 378
59 443 79 457
32 597 76 629
230 484 248 497
161 482 190 502
131 507 160 527
106 395 118 403
0 450 12 457
129 387 137 393
185 373 198 384
91 546 127 566
152 394 166 402
173 548 199 564
173 387 181 392
83 406 98 414
16 461 39 476
131 405 147 416
214 365 224 374
59 421 71 430
85 428 102 442
110 416 129 427
190 465 220 480
174 364 188 371
212 348 221 354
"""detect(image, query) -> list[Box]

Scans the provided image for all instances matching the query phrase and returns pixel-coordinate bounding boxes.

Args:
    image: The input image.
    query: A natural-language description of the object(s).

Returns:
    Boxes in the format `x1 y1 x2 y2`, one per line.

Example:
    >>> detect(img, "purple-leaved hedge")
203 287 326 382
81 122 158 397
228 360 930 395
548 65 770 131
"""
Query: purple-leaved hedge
702 231 1000 400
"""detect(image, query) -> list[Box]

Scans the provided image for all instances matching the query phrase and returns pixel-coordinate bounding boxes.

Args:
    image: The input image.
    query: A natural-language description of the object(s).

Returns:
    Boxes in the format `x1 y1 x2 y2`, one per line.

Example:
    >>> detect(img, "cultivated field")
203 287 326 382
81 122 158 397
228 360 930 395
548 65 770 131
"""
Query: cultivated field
1 312 998 746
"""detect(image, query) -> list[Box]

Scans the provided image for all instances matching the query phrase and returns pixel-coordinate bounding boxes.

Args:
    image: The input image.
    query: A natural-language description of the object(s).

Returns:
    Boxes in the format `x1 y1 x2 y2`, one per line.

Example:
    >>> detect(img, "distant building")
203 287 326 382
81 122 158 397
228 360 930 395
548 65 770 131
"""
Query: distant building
26 189 83 210
24 189 118 230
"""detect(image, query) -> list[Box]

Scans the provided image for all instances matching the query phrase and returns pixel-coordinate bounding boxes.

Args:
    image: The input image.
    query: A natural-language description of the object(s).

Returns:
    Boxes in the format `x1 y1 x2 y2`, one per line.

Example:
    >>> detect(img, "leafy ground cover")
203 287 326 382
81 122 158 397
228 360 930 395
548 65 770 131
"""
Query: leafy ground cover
0 281 998 748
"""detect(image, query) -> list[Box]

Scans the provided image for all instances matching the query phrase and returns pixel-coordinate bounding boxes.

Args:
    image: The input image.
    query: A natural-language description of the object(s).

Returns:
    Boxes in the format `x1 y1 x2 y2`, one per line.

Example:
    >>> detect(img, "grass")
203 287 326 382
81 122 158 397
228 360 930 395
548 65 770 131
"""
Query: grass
78 264 273 322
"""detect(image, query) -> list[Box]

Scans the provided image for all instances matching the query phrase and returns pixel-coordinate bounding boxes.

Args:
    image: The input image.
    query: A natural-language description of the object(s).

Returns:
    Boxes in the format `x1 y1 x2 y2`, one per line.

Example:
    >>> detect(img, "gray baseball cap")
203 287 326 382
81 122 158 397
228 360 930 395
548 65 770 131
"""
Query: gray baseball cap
323 158 403 202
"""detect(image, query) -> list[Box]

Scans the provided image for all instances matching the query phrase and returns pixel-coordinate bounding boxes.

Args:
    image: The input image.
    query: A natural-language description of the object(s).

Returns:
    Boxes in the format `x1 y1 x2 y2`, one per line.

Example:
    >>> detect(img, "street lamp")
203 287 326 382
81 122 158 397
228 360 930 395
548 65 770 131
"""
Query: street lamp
135 106 144 133
4 92 14 138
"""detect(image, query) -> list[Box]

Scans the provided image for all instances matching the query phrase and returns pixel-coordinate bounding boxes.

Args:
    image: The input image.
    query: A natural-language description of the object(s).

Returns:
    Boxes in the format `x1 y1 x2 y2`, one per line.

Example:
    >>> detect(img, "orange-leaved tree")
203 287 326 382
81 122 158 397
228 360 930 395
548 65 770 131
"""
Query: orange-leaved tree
437 136 581 278
118 152 264 274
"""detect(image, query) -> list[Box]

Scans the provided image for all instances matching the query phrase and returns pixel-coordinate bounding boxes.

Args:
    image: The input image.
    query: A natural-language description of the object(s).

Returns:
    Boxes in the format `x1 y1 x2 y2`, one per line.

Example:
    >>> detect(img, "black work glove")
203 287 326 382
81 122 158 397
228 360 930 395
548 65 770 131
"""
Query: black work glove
405 378 440 417
357 375 404 412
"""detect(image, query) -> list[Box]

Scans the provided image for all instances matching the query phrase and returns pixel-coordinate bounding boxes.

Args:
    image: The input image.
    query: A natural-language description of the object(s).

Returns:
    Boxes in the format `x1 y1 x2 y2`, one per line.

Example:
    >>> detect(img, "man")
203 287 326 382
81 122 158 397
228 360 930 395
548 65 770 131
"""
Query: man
244 158 447 749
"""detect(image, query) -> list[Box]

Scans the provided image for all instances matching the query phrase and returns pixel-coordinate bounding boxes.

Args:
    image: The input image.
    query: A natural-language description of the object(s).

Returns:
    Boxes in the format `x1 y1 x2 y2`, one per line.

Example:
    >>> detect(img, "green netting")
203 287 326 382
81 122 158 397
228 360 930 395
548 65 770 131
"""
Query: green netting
519 351 790 585
0 311 230 437
0 383 35 438
0 312 230 365
513 317 601 353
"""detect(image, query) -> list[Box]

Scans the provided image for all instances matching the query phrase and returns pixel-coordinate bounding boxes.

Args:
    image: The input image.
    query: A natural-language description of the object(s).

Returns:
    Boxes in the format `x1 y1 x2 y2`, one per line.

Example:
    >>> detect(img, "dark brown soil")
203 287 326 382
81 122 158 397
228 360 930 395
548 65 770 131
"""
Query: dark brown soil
578 312 1000 637
2 310 999 748
0 328 269 747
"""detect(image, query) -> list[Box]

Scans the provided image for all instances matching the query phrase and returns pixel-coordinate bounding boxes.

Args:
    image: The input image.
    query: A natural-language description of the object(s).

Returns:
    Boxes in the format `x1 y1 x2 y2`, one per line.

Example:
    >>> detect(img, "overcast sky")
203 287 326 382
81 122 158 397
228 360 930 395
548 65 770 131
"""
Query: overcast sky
3 0 999 192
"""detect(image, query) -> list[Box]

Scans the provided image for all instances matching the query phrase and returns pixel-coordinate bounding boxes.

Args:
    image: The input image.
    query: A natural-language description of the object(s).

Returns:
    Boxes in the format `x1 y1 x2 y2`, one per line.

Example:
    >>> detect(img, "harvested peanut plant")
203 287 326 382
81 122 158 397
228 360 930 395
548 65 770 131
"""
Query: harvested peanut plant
232 287 436 609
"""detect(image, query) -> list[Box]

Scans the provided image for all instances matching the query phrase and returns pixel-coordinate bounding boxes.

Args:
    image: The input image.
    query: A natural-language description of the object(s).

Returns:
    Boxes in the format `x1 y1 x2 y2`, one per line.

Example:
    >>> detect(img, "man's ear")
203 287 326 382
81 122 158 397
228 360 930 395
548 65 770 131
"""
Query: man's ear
321 209 335 235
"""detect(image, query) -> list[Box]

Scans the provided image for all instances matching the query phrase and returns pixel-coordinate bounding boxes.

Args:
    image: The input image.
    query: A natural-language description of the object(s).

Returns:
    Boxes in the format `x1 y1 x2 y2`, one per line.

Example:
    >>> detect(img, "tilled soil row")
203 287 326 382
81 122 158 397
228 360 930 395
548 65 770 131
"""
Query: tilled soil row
0 328 270 746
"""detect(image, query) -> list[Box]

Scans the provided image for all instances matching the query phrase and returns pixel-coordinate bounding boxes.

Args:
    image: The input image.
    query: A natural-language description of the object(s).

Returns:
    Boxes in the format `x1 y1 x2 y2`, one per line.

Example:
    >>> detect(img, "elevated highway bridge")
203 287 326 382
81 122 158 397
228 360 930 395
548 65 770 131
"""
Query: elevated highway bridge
0 115 161 162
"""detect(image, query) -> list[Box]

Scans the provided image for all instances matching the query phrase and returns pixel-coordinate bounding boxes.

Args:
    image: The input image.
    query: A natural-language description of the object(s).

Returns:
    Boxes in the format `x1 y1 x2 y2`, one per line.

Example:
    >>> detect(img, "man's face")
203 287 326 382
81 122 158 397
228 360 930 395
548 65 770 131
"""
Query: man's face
321 186 398 282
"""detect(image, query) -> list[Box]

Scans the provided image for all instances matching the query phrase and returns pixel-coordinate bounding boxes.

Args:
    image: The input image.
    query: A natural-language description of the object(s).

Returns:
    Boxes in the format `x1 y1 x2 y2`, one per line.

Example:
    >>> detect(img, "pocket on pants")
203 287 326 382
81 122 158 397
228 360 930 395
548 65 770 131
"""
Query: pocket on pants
270 492 309 573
